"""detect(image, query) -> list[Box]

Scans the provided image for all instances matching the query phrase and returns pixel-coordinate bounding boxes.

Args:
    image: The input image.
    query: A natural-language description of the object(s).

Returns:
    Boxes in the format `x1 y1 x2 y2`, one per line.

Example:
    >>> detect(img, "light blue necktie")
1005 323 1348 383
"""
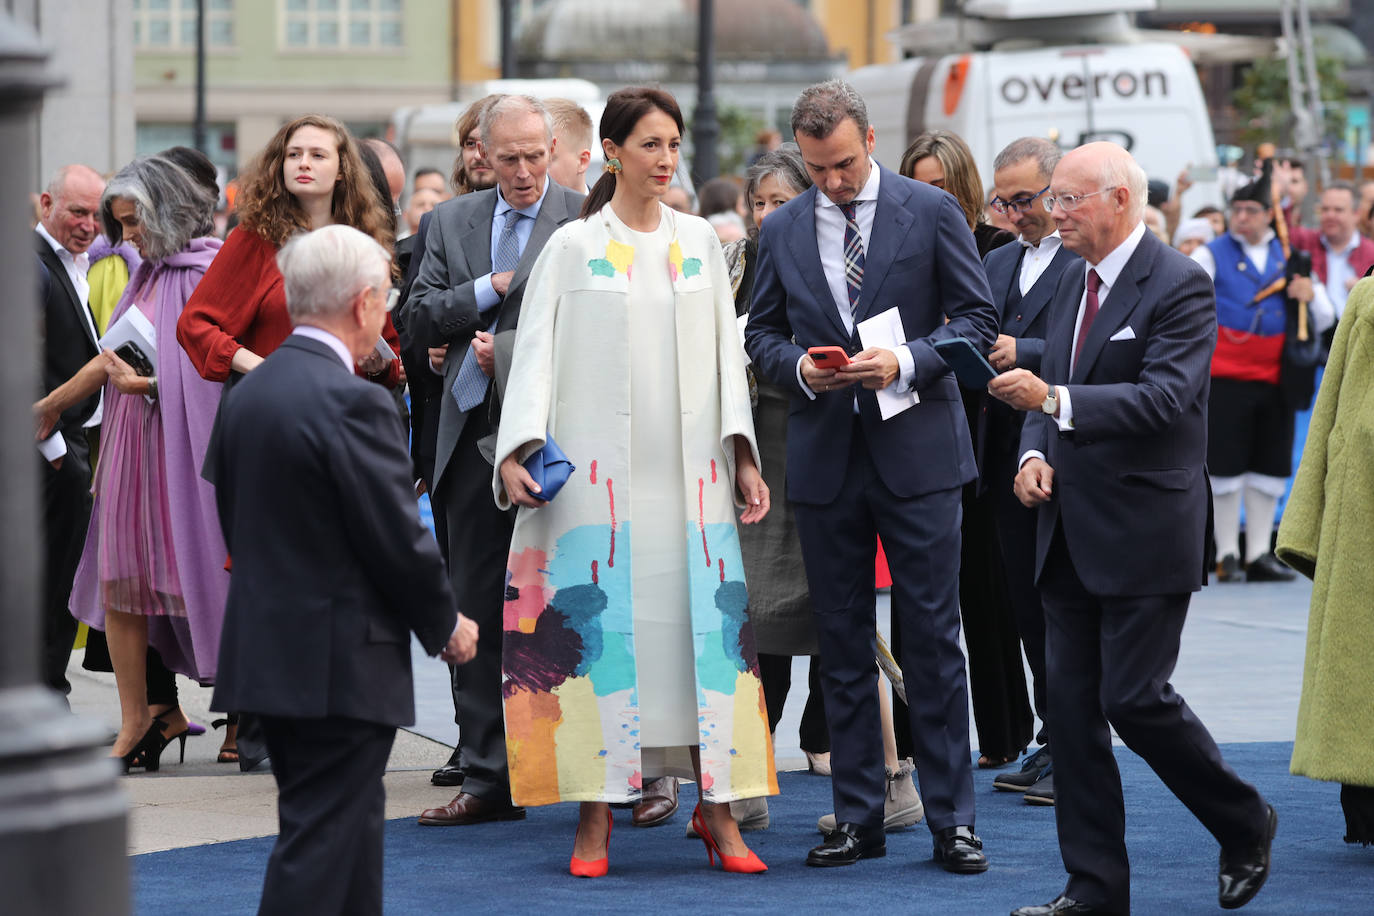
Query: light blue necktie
452 208 523 411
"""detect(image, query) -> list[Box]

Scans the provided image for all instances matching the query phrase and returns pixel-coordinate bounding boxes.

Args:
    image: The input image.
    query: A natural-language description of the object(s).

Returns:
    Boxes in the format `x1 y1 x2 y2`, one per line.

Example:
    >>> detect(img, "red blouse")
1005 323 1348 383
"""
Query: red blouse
177 226 402 386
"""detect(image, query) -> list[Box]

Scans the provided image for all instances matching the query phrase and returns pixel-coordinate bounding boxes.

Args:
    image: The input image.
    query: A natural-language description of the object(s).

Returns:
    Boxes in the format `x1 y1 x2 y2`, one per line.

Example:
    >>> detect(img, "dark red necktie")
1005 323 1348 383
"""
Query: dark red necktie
1073 268 1102 368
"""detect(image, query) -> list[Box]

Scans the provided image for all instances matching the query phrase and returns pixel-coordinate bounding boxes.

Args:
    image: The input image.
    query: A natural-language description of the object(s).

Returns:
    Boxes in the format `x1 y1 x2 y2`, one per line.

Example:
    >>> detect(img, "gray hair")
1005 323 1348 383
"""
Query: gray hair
993 137 1062 182
276 225 391 323
745 144 812 205
100 155 216 262
1101 151 1149 222
790 79 869 140
480 94 554 148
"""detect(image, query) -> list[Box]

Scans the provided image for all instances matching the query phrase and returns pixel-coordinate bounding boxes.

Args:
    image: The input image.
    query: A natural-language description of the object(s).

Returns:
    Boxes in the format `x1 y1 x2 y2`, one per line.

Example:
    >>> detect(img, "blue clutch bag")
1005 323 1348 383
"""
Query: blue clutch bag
523 435 575 502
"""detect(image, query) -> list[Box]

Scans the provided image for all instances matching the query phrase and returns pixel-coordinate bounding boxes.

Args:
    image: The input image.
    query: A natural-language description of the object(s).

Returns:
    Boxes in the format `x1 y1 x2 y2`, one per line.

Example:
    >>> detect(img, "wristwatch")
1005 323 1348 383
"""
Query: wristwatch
1040 387 1058 415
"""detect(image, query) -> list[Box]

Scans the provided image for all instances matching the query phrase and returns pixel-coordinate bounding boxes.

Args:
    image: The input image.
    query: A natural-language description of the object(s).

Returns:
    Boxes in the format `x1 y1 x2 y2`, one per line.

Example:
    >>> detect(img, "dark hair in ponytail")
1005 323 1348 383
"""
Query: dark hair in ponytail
579 87 685 220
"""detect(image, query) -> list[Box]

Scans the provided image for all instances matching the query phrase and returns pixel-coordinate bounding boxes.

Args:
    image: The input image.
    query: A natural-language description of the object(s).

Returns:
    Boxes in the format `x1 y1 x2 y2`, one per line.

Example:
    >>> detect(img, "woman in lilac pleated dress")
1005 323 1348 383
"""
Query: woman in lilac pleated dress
34 154 228 771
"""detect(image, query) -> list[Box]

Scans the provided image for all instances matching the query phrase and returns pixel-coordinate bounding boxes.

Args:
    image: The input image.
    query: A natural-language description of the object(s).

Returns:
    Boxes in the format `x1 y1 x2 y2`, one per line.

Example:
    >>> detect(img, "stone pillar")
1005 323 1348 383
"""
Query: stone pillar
0 14 130 916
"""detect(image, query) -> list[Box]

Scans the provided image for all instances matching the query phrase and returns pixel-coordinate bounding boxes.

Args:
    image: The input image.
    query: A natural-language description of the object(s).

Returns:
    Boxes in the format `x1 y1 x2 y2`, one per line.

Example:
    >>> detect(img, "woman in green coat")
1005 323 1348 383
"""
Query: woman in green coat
1276 276 1374 846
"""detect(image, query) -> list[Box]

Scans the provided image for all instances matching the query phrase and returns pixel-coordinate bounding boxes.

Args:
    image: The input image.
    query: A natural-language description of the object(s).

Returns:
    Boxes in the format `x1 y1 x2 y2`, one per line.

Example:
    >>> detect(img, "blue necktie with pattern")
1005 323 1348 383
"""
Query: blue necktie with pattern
839 201 865 320
452 208 523 411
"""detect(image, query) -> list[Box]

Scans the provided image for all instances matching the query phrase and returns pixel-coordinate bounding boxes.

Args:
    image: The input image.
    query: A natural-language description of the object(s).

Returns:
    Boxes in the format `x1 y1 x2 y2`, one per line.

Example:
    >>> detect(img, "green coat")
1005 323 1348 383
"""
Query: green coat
1276 278 1374 787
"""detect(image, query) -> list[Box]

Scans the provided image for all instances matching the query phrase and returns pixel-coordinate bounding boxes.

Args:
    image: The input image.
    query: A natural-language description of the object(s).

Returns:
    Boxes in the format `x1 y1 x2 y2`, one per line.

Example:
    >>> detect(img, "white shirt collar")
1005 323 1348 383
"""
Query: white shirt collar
815 158 881 212
1227 227 1276 250
1020 230 1062 249
36 221 90 268
494 177 550 220
1086 221 1148 289
292 325 354 370
1323 232 1361 256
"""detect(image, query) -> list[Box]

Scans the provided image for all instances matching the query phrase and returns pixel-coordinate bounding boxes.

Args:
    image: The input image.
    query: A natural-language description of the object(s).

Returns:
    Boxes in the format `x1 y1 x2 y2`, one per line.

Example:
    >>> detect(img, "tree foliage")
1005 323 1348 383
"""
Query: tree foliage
1232 44 1348 149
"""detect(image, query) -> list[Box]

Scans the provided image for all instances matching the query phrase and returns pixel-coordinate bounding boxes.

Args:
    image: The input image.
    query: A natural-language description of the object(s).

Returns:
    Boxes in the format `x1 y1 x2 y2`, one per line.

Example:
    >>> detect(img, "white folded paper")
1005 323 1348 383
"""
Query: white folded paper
374 335 396 362
857 307 919 420
98 307 158 375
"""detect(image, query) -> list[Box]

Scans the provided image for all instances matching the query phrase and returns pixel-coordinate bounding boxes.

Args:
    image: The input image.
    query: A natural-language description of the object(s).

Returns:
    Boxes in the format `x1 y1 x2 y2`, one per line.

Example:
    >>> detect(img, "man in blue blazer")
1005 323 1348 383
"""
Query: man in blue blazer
214 226 478 916
746 80 999 872
989 143 1275 916
982 138 1082 804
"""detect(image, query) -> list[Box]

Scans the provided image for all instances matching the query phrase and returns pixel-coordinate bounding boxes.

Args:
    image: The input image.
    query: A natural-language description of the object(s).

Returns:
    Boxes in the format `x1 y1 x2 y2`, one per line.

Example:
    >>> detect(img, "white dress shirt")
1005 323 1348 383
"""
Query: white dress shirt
292 325 354 370
797 160 915 399
1019 221 1147 469
36 222 102 438
1321 232 1362 320
1190 229 1334 337
1018 231 1063 296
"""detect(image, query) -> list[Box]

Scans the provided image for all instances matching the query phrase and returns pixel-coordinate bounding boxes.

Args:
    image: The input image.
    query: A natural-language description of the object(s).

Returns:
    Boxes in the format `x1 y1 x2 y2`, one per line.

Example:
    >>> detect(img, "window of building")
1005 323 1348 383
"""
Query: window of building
282 0 404 51
133 0 236 50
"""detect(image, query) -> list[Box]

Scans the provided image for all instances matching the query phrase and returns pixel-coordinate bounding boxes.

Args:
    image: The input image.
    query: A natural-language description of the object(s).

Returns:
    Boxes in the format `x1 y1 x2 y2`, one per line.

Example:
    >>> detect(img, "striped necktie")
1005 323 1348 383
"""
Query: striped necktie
840 201 865 318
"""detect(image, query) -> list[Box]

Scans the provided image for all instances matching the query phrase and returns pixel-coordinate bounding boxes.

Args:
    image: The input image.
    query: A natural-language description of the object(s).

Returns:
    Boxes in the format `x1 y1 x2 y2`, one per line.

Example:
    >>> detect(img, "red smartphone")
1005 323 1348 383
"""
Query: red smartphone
807 346 851 368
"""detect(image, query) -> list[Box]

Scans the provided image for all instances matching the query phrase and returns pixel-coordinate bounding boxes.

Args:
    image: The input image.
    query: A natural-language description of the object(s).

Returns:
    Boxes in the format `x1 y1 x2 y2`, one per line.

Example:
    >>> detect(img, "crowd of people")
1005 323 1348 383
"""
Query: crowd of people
31 75 1374 915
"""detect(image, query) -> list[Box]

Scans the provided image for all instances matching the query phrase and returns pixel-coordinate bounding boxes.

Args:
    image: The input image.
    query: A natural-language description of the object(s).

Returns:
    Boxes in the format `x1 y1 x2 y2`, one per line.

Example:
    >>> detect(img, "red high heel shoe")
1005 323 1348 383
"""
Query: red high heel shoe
569 808 612 878
691 803 767 874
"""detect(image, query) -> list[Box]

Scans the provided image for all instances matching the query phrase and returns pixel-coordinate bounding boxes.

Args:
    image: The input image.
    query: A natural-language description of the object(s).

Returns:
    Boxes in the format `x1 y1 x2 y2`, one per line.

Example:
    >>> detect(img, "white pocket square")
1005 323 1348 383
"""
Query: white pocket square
1109 326 1136 342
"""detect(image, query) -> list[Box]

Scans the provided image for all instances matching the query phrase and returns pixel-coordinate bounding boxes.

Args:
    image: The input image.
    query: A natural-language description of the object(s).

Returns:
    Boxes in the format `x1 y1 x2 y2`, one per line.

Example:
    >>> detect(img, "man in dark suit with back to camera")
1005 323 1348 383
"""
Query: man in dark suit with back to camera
982 138 1082 806
746 79 999 873
34 163 106 701
989 142 1276 916
405 94 583 826
212 225 478 916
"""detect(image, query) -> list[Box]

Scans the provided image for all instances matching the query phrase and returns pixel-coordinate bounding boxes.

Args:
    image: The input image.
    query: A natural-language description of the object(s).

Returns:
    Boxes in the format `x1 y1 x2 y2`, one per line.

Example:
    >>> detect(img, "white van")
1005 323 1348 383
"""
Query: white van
848 42 1223 212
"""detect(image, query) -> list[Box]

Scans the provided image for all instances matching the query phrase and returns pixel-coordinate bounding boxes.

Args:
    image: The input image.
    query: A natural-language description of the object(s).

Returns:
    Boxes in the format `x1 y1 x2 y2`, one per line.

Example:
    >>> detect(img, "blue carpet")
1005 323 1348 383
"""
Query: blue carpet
133 742 1372 914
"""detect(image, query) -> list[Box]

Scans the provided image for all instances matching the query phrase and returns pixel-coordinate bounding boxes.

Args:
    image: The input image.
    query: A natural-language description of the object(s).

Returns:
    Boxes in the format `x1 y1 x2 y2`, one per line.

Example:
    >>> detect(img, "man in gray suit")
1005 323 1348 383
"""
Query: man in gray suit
405 94 584 825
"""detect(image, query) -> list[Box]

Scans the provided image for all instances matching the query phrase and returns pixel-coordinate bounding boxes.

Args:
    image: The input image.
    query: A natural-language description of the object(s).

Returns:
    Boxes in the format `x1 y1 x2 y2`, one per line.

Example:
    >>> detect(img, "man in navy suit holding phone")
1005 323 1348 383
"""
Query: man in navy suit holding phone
746 79 999 872
989 142 1275 916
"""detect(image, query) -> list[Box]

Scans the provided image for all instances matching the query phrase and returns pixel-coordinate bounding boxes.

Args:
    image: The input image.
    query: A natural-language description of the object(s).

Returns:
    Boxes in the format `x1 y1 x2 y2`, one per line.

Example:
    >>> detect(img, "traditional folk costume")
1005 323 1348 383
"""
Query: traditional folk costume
1192 168 1326 580
492 204 777 807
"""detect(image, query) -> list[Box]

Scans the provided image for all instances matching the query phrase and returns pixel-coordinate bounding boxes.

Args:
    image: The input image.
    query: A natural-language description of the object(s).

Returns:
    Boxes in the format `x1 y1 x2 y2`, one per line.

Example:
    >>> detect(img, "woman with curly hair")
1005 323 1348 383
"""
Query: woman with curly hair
177 113 399 386
176 115 400 764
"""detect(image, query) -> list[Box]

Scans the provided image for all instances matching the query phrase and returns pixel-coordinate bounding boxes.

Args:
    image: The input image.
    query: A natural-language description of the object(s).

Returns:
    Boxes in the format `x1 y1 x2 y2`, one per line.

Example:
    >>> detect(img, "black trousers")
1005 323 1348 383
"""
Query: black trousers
1040 526 1268 915
794 432 974 832
439 409 514 802
757 653 829 753
991 448 1050 748
40 432 93 698
258 715 395 916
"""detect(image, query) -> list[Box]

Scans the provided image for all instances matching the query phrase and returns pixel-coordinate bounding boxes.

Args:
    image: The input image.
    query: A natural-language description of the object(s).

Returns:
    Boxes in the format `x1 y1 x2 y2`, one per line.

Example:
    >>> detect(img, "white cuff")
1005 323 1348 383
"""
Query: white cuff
1018 449 1046 469
795 353 817 400
38 432 68 462
888 345 915 390
1053 385 1074 431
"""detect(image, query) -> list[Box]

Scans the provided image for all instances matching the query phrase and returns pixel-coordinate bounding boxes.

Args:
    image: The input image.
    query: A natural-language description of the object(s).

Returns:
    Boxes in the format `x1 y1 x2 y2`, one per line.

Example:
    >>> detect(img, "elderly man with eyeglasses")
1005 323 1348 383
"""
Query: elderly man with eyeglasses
988 141 1276 916
1190 162 1332 585
980 138 1083 809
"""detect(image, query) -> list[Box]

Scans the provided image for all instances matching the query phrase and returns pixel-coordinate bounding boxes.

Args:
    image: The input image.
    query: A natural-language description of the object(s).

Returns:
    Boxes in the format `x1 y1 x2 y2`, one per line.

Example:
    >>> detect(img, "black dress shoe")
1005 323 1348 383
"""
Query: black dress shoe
1219 804 1277 909
1216 553 1243 582
932 825 988 873
806 822 886 867
1010 894 1108 915
1244 553 1296 583
431 746 464 787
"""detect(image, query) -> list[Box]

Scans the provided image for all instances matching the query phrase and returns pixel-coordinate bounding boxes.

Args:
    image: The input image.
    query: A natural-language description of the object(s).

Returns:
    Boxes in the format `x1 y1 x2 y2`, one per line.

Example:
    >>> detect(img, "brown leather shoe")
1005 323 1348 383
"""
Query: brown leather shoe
417 792 526 826
631 776 679 827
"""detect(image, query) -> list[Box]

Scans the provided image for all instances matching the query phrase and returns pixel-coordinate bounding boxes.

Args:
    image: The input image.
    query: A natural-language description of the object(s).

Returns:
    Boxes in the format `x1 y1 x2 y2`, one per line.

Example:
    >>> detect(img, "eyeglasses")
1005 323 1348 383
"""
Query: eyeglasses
991 184 1051 214
384 287 399 312
1229 202 1266 216
1042 186 1120 213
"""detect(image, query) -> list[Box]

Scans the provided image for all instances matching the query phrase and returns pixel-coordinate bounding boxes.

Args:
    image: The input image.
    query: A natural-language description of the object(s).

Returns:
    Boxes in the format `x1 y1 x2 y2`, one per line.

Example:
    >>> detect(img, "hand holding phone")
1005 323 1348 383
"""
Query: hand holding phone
807 346 850 368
